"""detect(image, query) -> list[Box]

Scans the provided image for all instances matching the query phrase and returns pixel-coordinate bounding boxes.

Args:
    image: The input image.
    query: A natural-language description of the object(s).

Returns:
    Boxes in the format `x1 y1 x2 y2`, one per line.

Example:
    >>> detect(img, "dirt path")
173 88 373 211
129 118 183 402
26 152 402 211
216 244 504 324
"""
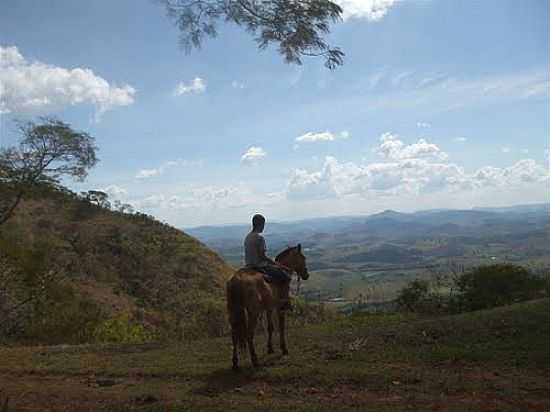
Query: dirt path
1 364 549 412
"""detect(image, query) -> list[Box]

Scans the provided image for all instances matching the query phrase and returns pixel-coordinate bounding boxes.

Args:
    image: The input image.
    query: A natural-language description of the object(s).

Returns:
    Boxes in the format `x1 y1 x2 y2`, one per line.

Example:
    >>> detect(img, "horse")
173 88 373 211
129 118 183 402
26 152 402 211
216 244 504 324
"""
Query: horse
226 244 309 369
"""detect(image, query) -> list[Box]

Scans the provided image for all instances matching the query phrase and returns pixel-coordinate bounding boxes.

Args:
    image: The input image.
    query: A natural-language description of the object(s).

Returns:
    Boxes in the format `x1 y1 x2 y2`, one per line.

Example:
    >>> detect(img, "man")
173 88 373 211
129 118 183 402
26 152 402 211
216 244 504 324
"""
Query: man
244 214 292 310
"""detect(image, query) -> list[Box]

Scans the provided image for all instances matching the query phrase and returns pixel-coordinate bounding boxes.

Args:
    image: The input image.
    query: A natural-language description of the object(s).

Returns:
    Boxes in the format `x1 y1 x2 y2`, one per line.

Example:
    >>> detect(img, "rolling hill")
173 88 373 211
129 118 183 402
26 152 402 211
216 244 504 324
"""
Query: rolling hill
0 183 234 344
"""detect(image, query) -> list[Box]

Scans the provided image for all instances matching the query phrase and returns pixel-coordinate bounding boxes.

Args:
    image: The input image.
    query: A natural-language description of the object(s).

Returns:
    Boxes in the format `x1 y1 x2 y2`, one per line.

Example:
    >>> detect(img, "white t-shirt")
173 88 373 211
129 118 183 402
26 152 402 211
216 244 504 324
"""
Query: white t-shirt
244 231 268 267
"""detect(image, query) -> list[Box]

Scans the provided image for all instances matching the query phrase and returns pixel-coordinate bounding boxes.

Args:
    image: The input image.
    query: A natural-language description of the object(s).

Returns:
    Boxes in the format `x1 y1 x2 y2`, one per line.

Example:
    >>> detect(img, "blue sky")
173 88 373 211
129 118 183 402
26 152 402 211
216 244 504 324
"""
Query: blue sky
1 0 549 227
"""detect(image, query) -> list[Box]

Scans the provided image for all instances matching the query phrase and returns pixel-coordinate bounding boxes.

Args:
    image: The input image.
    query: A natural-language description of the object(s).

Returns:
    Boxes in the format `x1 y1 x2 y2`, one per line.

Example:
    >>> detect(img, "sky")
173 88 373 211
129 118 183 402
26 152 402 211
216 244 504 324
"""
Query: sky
1 0 549 228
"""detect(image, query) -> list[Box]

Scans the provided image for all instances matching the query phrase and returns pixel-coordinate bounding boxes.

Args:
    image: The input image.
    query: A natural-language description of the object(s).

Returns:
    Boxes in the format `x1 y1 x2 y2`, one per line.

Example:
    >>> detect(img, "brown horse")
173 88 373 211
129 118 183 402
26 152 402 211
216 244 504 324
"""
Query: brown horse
226 244 309 369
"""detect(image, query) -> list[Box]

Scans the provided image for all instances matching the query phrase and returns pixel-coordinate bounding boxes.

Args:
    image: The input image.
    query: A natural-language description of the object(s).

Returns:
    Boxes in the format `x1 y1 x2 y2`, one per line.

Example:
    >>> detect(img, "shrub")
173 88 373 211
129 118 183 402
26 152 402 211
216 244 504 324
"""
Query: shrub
397 279 431 312
454 264 545 312
93 313 154 344
288 297 340 326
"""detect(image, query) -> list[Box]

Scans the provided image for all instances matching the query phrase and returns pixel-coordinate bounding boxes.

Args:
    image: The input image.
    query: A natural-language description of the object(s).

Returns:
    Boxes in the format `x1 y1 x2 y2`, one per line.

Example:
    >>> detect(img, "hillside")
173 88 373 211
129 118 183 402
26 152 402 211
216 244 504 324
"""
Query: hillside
0 298 549 411
0 183 234 344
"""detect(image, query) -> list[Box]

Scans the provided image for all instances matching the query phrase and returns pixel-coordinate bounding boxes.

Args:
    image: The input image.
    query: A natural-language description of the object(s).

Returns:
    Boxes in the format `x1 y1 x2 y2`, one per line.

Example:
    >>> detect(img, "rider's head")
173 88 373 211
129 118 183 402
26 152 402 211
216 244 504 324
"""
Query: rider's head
252 214 266 233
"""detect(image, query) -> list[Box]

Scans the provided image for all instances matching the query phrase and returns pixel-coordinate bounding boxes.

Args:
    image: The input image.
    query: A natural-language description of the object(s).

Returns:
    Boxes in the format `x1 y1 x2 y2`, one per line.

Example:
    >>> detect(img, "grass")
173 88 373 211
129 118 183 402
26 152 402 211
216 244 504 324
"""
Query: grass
1 299 550 411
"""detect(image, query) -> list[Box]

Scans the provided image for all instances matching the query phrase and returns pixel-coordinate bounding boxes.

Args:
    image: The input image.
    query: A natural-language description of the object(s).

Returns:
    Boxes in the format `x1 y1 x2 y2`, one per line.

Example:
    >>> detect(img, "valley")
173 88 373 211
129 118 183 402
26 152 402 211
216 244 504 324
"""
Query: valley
187 204 550 307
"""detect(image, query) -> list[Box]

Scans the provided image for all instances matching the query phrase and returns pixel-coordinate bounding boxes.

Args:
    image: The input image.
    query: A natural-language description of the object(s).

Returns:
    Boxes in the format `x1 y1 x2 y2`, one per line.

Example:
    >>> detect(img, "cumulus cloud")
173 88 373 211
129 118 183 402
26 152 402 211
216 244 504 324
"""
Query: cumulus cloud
287 133 550 201
417 122 431 129
296 130 350 143
102 185 129 201
173 77 206 95
501 147 511 153
0 45 135 118
335 0 398 21
135 159 204 179
241 146 267 165
133 184 279 215
454 137 468 142
378 133 449 161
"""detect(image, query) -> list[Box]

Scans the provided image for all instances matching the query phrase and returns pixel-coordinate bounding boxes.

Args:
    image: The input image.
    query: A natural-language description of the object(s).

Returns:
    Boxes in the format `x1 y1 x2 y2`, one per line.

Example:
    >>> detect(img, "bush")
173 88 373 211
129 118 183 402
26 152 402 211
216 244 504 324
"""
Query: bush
288 297 340 326
397 279 431 312
93 313 154 344
454 264 545 312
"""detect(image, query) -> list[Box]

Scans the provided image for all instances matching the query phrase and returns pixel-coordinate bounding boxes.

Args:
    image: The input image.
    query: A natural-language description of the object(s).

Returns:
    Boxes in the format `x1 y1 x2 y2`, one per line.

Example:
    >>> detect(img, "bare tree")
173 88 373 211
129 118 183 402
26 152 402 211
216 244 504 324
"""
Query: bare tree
0 117 98 225
159 0 345 68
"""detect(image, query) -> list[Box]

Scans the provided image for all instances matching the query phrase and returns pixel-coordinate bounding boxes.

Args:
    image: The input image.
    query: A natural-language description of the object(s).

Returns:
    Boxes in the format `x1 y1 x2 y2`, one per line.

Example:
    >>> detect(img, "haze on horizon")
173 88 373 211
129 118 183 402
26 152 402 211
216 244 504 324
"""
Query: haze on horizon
1 0 549 227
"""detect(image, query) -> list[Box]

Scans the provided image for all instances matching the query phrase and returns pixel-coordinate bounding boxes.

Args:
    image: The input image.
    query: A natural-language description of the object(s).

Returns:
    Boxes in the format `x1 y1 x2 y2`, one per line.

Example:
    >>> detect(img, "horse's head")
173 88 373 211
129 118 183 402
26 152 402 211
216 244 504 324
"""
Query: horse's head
276 244 309 280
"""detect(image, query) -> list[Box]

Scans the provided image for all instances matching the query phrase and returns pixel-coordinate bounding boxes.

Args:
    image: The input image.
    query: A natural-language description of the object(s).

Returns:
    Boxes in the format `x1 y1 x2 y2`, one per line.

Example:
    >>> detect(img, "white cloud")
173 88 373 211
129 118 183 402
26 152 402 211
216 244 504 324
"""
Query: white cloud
0 45 135 118
335 0 398 21
378 133 448 161
287 133 550 201
241 146 267 165
417 122 431 128
102 185 128 201
173 77 206 95
501 147 511 153
134 184 279 216
296 130 350 143
454 137 468 142
136 168 161 179
135 158 204 179
231 80 245 89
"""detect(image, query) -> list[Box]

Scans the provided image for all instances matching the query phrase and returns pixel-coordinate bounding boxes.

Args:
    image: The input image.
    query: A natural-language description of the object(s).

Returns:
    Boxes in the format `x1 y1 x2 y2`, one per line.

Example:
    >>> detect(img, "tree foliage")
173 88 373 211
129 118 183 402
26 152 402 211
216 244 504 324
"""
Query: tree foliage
160 0 345 68
397 279 430 312
398 264 546 314
0 117 98 225
455 264 545 312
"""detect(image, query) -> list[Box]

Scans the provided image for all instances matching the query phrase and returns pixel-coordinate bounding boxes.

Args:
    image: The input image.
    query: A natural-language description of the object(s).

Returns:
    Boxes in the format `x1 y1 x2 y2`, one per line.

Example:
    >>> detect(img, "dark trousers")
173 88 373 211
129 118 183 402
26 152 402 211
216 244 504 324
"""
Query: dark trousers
259 264 292 283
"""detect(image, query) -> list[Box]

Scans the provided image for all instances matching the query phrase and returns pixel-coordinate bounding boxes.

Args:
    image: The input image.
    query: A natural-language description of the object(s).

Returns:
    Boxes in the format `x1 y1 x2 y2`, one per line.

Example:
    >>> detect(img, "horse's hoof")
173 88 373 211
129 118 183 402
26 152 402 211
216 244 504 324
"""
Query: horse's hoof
232 364 240 371
282 349 289 356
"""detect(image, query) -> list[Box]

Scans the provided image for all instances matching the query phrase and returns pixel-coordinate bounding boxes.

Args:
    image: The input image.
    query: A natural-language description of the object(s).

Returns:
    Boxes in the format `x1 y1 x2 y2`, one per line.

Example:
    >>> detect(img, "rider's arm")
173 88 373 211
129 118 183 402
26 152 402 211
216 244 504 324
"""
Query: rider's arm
257 237 291 269
257 236 276 265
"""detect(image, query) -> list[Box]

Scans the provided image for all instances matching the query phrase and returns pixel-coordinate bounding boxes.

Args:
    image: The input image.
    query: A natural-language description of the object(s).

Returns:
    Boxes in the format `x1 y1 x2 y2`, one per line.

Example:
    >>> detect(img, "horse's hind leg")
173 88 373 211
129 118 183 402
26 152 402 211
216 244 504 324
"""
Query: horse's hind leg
231 327 239 370
278 310 289 355
266 310 274 354
246 310 260 367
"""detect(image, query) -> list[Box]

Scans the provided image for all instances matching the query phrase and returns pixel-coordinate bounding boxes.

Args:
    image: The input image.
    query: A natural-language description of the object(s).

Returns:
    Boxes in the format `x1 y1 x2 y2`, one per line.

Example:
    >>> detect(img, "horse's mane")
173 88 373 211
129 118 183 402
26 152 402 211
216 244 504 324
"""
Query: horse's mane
275 246 295 262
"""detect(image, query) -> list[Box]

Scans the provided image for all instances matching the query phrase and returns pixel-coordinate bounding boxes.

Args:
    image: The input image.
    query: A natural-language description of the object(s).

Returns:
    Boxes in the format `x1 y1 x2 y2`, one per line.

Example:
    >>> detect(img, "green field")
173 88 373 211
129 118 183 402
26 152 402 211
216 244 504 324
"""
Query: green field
1 299 549 411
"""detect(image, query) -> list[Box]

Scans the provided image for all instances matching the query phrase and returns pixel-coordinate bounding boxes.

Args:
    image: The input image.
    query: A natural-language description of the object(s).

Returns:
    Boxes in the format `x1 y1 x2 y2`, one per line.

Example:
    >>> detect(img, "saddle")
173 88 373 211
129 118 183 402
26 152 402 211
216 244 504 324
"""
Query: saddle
238 266 275 284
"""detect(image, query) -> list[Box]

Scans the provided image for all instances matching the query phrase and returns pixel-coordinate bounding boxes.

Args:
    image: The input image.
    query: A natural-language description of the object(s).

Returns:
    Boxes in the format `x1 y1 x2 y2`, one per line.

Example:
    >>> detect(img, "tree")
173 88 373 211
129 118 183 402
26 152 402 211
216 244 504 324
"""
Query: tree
159 0 345 69
455 264 545 311
0 117 98 225
397 279 430 312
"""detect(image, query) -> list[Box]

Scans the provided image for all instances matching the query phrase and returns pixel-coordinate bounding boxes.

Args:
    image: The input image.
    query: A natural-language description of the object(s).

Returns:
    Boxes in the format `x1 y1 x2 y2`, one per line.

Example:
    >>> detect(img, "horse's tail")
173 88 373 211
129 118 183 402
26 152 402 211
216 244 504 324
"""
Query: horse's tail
227 278 247 354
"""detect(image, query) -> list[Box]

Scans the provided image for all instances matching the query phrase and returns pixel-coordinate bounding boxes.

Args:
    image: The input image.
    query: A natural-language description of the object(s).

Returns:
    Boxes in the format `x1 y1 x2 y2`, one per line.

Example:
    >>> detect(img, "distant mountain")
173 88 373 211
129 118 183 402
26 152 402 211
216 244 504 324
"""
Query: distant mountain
474 203 550 214
186 203 550 251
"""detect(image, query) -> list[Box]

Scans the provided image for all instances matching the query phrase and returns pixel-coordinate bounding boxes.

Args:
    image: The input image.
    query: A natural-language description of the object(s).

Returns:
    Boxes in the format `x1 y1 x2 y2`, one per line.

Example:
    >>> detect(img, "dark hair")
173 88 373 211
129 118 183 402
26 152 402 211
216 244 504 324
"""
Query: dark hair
252 214 265 229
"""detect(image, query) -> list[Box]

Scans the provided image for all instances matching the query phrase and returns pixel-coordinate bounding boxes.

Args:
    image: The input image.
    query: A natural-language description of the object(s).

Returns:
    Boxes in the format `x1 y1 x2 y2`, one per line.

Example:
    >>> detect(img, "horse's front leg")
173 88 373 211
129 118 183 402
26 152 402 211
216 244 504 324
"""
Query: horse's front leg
247 310 260 367
266 310 274 354
278 310 288 355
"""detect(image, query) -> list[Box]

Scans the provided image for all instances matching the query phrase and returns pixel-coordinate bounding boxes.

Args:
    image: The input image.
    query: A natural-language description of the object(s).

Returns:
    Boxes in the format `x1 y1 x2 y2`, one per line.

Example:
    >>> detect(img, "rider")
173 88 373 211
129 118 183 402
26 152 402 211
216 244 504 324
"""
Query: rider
244 214 292 310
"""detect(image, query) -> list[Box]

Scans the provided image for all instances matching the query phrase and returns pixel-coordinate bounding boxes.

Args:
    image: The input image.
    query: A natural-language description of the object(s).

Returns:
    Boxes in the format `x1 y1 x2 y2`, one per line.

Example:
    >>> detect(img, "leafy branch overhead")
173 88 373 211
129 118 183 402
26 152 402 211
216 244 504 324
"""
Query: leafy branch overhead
160 0 345 69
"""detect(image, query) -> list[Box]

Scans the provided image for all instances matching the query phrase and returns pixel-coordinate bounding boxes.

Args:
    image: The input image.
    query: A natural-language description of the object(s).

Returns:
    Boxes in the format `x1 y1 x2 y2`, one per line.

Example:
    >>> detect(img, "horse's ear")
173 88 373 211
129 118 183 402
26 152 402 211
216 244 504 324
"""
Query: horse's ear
297 243 302 252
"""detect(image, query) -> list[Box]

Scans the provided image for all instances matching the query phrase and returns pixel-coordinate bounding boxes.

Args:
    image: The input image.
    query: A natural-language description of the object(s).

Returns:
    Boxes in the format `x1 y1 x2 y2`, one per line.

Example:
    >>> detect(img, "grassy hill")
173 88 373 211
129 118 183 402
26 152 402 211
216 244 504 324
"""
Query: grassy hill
0 298 549 411
0 183 234 344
